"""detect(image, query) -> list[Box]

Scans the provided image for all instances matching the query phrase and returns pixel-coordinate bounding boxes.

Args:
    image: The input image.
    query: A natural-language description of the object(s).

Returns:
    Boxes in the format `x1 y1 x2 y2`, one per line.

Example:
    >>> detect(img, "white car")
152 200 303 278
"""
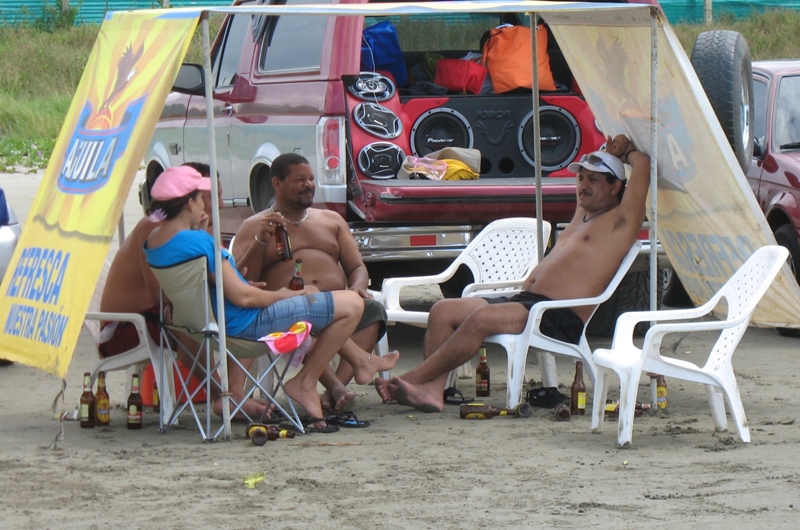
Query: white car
0 187 21 366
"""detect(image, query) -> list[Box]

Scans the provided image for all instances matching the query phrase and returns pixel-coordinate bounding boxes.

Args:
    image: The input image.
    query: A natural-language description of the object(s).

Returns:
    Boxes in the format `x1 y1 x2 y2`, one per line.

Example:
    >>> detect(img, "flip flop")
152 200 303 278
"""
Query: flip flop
526 387 568 409
279 417 340 434
326 411 370 428
443 387 474 405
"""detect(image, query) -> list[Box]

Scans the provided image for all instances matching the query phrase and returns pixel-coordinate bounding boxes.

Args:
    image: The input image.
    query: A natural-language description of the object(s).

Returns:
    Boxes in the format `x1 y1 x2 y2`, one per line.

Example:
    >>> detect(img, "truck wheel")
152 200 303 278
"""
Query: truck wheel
774 224 800 337
691 30 754 172
587 270 657 338
661 266 693 308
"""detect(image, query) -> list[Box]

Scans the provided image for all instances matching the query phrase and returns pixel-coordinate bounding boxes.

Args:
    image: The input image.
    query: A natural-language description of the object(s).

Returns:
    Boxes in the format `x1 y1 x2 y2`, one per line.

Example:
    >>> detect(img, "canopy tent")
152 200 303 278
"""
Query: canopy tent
2 1 799 441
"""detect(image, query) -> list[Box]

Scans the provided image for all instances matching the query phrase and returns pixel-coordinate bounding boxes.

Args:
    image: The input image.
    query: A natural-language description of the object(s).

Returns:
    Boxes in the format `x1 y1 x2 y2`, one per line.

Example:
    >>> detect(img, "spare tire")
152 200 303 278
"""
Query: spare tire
691 30 754 172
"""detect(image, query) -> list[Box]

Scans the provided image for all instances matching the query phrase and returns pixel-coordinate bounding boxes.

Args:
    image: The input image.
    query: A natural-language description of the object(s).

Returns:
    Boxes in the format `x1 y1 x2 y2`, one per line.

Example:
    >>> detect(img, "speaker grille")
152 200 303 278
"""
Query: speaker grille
348 72 396 102
409 108 474 157
518 106 580 171
357 142 405 179
353 102 402 140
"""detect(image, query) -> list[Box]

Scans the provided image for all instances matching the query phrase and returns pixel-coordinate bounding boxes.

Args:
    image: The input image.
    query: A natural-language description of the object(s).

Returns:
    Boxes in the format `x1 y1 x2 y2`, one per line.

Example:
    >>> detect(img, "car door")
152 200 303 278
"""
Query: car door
747 72 769 206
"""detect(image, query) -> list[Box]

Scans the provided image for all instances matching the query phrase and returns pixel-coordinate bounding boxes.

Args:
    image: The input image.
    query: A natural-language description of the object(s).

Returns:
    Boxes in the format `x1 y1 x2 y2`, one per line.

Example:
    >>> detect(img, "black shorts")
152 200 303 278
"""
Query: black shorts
485 292 584 345
356 298 388 339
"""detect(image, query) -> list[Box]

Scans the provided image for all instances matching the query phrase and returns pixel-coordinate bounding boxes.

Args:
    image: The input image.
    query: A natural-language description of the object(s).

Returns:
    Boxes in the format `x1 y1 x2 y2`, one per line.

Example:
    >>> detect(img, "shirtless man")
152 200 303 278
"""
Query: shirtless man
233 153 393 413
375 134 651 412
99 163 267 419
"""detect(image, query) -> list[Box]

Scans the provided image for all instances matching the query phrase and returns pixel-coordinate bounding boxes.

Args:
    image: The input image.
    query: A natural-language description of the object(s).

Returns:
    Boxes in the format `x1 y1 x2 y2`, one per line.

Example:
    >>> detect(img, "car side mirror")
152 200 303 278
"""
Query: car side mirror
0 188 9 226
753 136 765 158
173 63 205 95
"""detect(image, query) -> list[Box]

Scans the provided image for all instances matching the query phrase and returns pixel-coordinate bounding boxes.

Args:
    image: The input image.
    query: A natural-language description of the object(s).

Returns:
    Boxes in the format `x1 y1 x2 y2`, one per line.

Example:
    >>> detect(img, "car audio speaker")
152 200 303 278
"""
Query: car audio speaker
518 106 581 171
409 107 474 157
357 142 405 179
353 102 402 140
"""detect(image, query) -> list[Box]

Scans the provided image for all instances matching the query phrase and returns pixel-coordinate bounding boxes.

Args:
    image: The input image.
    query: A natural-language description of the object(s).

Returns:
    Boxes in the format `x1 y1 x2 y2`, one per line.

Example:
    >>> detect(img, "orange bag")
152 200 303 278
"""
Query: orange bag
481 24 556 93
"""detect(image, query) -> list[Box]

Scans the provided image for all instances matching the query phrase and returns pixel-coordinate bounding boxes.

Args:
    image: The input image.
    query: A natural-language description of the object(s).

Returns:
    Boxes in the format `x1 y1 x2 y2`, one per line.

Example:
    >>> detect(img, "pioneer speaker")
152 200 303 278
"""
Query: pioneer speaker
405 95 582 178
357 142 405 179
353 102 403 140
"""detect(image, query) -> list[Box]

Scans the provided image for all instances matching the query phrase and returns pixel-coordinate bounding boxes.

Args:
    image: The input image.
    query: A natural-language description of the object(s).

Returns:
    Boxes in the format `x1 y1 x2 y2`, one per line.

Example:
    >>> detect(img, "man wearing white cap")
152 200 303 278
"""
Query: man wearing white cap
376 134 651 413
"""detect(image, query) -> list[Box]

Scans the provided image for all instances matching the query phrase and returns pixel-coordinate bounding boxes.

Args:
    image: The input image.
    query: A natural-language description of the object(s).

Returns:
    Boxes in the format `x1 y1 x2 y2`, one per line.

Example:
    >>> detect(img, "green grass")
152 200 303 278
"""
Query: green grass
1 9 800 172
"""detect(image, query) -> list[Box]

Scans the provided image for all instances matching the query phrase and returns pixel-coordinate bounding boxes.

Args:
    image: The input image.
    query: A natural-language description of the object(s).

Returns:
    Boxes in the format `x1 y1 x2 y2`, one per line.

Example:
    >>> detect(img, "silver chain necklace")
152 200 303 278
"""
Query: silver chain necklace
272 208 308 226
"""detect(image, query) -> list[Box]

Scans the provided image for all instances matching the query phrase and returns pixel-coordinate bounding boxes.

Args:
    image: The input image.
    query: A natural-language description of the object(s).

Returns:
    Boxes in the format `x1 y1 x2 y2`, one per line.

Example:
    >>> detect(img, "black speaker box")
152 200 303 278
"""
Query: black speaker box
403 94 583 177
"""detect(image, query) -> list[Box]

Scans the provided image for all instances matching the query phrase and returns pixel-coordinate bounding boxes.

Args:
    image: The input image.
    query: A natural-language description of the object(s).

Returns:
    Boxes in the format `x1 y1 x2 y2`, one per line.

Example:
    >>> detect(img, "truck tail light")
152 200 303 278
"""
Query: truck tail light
317 116 346 185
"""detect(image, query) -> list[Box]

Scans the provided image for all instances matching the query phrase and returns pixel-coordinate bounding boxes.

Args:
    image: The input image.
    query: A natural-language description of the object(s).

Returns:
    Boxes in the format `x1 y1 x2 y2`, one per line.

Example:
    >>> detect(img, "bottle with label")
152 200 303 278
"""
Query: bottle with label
553 403 571 422
274 223 292 261
267 426 296 440
289 259 304 290
570 361 587 416
126 373 143 430
79 372 96 428
94 371 110 426
656 375 668 409
459 402 531 419
475 344 490 397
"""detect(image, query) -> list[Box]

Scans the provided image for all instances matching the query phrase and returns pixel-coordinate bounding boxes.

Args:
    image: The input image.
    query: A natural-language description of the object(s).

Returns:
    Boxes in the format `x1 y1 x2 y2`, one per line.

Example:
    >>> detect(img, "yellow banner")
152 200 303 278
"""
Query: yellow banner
547 13 800 327
0 10 199 378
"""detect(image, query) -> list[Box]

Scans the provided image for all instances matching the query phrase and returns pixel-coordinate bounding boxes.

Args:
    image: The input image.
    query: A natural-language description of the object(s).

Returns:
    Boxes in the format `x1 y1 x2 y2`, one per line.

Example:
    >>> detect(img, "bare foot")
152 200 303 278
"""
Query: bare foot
283 377 326 429
374 376 396 403
353 350 400 385
320 386 356 413
392 377 444 413
213 396 272 421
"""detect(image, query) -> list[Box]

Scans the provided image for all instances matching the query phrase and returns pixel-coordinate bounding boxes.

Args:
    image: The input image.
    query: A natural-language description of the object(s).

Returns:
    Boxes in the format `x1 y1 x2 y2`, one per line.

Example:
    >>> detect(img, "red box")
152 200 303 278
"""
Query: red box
141 361 209 406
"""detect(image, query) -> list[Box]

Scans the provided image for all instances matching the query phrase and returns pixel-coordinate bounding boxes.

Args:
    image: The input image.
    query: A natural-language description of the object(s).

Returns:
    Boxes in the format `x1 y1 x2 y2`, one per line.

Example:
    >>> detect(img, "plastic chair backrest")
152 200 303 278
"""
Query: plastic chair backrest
459 218 551 286
582 240 642 328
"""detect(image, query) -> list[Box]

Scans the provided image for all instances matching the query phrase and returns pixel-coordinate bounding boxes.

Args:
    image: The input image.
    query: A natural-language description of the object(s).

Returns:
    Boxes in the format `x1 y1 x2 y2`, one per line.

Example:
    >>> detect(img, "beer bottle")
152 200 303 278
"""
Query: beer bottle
459 402 531 419
274 223 292 261
94 371 111 426
79 372 96 428
247 424 269 446
553 403 571 422
289 259 304 290
475 344 490 397
152 378 160 413
267 426 296 440
656 375 668 409
570 361 587 416
127 373 143 430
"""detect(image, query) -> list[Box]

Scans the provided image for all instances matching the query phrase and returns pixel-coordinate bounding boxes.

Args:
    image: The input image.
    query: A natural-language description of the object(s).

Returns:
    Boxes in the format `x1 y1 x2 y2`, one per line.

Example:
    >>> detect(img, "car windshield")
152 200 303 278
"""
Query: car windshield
774 74 800 151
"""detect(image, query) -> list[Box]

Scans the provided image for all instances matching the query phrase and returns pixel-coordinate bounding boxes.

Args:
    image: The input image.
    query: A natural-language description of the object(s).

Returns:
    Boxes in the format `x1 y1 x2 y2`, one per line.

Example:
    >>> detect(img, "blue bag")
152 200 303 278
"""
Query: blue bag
361 21 408 86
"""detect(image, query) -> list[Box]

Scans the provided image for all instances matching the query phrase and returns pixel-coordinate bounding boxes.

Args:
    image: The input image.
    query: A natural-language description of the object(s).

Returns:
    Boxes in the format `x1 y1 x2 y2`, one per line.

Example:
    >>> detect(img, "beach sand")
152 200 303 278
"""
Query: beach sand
1 170 799 528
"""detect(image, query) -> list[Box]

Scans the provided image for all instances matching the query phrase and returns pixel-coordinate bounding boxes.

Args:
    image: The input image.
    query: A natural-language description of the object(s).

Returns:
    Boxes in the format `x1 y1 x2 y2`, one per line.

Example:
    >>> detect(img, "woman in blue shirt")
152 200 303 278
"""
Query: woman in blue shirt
144 166 398 428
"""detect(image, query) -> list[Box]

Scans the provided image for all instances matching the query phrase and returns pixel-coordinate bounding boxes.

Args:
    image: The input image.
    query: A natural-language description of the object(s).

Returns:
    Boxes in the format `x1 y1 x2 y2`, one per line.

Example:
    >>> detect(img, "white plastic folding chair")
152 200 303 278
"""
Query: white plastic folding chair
150 256 304 441
80 260 176 428
372 217 550 385
475 241 642 408
591 245 788 447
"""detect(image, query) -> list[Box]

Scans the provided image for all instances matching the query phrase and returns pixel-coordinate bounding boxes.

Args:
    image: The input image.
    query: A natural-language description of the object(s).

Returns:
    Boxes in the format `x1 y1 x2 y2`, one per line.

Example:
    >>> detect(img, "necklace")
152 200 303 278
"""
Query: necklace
273 208 308 226
582 207 614 223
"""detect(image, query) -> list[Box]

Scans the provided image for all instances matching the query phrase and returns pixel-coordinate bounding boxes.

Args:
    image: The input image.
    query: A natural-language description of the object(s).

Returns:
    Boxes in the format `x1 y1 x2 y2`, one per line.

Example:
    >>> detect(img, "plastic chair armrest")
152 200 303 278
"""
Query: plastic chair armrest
462 280 524 297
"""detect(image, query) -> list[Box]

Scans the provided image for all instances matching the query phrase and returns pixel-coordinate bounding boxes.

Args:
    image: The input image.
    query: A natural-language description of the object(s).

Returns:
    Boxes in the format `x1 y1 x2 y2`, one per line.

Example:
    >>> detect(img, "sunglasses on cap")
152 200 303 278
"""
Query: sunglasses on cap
579 153 624 181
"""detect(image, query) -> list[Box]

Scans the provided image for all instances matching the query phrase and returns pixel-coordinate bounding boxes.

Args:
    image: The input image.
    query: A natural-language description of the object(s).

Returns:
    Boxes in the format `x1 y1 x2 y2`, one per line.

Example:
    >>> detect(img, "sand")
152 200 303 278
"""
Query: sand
1 170 799 528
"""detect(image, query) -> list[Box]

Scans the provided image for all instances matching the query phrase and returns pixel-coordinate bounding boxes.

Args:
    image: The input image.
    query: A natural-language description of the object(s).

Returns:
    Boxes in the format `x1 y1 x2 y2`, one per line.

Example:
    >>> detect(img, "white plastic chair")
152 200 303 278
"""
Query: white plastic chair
79 260 176 428
372 218 550 384
591 245 788 447
476 241 642 408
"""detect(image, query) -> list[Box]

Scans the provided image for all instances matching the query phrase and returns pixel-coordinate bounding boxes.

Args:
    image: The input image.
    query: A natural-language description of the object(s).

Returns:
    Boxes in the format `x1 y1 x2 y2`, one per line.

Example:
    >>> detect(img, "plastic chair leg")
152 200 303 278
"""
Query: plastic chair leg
721 383 750 443
507 339 525 408
591 367 610 433
375 333 392 381
705 384 729 433
617 367 641 447
538 351 558 388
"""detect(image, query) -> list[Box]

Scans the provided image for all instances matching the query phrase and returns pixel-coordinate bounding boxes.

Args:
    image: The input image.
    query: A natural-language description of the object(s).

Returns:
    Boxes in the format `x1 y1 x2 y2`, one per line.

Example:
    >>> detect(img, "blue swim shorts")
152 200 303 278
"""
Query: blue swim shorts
235 292 335 340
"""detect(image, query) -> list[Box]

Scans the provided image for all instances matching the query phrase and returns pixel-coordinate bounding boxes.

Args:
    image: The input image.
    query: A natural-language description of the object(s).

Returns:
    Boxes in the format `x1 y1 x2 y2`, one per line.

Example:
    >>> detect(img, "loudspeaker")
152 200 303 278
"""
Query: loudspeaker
405 95 583 177
353 102 403 140
357 142 405 179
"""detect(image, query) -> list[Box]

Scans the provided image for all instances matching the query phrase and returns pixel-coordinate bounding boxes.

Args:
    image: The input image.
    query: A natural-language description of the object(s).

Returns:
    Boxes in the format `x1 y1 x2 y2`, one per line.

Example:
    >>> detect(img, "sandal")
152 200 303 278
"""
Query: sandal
526 387 568 409
326 410 370 428
443 387 474 405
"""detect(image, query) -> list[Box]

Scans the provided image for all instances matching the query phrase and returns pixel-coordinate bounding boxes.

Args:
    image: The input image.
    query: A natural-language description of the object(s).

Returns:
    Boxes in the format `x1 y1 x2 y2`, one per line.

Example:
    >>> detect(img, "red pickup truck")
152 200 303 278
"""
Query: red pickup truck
145 0 750 331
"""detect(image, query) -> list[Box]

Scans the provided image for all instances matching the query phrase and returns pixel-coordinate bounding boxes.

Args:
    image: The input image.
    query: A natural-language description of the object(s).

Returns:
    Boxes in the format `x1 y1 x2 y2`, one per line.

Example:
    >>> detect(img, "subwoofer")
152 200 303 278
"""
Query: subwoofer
405 95 582 178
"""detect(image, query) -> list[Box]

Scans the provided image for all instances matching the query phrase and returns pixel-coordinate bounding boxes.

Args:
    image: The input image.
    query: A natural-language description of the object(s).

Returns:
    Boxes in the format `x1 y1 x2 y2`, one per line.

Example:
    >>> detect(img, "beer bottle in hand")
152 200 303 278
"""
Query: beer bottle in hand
79 372 96 428
126 373 143 430
289 259 304 290
94 371 110 426
475 344 490 397
570 361 587 416
274 223 292 261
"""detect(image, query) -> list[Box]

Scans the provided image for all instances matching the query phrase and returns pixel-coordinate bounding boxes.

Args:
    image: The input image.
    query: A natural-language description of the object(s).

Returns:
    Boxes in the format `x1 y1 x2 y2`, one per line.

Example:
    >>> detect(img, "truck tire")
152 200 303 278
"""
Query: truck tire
691 30 754 172
774 224 800 337
587 270 658 338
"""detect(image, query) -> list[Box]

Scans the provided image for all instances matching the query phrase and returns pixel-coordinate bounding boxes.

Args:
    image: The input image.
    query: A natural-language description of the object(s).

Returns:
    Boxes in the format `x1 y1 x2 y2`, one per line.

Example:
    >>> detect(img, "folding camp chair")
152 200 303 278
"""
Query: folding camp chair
150 256 304 441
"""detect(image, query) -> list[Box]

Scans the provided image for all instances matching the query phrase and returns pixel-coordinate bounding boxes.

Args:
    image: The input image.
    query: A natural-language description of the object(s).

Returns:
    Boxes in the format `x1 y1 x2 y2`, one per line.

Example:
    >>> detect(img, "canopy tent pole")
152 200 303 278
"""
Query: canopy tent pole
201 12 232 440
528 12 544 262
